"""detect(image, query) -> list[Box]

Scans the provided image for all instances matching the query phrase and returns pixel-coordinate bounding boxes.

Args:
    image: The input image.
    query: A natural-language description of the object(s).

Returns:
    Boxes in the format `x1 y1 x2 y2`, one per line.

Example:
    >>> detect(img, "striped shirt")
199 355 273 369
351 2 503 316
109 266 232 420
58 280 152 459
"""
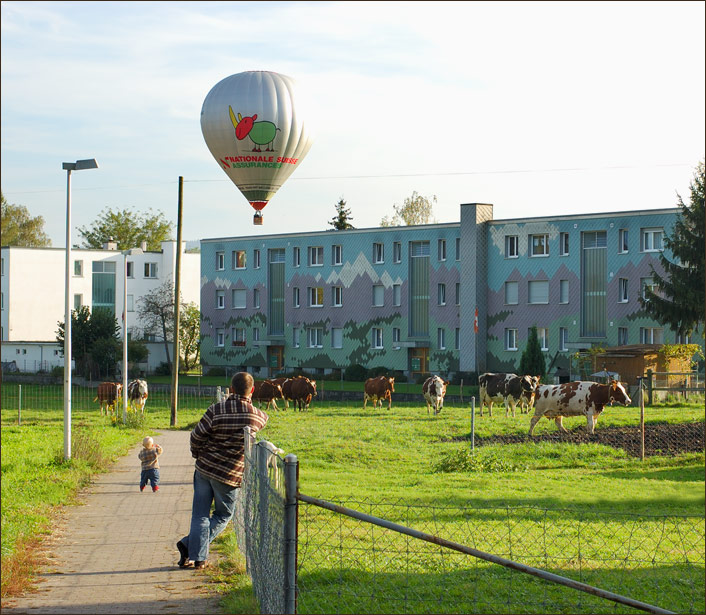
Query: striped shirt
138 444 162 469
190 394 269 487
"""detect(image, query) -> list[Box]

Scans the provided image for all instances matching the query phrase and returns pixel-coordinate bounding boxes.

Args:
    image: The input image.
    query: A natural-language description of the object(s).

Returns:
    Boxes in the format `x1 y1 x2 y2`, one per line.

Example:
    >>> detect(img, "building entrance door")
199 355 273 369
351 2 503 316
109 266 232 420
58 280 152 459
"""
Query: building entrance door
268 346 283 377
409 347 428 375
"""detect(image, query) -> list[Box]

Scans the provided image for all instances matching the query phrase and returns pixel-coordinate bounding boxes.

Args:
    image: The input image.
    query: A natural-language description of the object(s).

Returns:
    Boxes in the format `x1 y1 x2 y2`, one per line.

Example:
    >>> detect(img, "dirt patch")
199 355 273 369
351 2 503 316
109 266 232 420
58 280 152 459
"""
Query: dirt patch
463 422 705 457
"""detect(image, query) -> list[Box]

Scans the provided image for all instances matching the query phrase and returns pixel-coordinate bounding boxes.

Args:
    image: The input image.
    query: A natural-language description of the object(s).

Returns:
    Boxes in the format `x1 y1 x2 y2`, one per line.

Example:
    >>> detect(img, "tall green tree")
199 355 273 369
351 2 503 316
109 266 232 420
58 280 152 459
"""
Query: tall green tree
519 325 546 378
1 192 51 247
328 198 355 230
640 161 705 337
380 191 437 226
180 302 201 371
77 207 173 251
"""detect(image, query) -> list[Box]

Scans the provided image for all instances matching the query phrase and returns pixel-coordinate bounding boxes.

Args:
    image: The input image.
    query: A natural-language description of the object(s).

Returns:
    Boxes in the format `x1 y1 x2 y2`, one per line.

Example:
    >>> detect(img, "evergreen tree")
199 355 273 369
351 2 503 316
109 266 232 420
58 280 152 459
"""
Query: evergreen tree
519 325 546 378
328 198 355 230
640 161 705 336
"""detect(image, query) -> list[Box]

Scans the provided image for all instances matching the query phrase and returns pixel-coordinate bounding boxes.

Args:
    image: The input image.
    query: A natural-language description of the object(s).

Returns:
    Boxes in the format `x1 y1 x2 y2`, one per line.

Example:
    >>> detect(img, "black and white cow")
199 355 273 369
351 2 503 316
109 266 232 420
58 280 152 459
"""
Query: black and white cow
422 375 448 415
478 373 540 417
127 379 149 414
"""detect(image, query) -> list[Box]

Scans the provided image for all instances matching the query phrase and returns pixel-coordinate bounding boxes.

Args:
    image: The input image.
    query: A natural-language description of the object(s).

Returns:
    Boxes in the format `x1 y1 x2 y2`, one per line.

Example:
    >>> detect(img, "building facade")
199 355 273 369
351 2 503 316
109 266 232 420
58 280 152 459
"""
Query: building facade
199 203 698 380
1 240 200 373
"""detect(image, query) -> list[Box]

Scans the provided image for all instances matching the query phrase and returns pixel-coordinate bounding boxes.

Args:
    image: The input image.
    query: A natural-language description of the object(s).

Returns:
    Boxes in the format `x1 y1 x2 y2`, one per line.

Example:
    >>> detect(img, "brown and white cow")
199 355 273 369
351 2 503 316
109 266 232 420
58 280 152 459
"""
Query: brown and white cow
422 375 448 415
127 379 149 414
478 373 539 417
528 380 632 435
270 377 291 409
289 376 317 411
363 376 395 410
253 380 284 411
94 382 122 416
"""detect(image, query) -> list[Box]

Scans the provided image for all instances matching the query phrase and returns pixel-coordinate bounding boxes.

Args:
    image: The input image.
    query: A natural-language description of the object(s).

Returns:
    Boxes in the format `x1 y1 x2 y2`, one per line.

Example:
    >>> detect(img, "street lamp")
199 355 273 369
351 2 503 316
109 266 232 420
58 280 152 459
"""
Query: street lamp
63 158 99 461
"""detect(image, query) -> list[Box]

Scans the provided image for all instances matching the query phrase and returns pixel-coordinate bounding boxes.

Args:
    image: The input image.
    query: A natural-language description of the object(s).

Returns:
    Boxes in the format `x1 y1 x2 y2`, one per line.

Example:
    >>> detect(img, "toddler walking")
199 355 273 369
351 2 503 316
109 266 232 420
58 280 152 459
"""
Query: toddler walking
138 436 162 492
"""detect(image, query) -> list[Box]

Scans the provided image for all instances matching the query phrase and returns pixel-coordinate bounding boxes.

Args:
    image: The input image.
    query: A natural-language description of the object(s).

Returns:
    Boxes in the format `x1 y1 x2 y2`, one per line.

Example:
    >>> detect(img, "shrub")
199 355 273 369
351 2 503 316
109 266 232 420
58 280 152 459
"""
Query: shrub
207 366 226 377
367 365 392 378
433 447 528 473
344 364 368 381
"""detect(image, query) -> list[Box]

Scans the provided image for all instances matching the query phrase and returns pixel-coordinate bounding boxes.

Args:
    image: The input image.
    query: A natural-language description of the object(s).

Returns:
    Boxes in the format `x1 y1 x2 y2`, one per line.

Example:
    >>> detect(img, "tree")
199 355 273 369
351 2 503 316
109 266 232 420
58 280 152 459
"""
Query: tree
77 207 173 251
519 325 546 379
380 191 437 226
1 192 51 247
180 302 201 371
137 280 177 371
640 161 705 337
328 197 355 230
56 306 121 378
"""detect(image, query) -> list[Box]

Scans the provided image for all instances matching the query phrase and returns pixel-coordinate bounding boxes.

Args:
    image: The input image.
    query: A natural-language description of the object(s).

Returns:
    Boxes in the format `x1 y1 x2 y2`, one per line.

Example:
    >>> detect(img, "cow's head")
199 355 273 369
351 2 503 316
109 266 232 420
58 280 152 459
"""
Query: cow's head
309 380 317 397
520 375 539 394
609 380 631 406
388 377 395 392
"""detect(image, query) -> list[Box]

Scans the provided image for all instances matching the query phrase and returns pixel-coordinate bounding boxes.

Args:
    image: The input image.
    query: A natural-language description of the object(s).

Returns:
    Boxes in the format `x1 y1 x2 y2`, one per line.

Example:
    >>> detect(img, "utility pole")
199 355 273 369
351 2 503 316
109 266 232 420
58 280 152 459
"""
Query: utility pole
170 176 184 427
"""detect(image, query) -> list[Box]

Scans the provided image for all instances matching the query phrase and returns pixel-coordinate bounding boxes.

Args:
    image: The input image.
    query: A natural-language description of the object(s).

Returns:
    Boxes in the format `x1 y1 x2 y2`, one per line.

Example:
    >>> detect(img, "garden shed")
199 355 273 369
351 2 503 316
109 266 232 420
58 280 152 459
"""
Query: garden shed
587 344 694 386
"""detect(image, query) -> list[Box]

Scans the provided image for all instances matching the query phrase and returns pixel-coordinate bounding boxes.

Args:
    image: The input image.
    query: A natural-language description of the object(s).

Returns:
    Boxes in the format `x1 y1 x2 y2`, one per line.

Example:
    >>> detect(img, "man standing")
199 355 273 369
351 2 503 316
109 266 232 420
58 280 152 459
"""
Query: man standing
177 371 268 569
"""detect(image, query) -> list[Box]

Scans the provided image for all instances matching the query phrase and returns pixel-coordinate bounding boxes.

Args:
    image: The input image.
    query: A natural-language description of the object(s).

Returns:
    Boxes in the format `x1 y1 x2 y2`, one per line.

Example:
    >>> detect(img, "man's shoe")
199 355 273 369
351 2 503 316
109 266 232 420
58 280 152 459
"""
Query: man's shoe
194 560 208 570
152 485 159 492
177 541 191 568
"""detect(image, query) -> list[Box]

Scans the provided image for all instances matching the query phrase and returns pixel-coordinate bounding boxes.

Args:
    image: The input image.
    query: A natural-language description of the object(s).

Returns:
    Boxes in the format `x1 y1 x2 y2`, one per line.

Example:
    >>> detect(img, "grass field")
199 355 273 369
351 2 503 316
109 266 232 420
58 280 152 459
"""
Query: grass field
1 382 704 612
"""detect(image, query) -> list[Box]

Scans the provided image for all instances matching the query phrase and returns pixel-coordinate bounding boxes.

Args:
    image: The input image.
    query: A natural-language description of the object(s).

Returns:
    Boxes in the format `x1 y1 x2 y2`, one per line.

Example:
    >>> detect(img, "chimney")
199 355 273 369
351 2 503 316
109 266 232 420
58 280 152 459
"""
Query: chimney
140 241 147 251
103 237 118 251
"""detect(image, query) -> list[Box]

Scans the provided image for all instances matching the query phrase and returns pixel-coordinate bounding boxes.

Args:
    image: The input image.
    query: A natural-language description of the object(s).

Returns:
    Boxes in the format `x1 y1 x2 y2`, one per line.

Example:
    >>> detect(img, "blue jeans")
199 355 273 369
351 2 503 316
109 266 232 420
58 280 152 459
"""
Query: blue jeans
179 469 238 562
140 468 160 488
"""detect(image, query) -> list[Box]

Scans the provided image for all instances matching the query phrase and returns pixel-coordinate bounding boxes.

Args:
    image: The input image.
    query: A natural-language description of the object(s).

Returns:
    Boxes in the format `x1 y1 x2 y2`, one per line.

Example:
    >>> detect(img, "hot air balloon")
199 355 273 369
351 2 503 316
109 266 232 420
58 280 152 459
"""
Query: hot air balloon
200 71 313 225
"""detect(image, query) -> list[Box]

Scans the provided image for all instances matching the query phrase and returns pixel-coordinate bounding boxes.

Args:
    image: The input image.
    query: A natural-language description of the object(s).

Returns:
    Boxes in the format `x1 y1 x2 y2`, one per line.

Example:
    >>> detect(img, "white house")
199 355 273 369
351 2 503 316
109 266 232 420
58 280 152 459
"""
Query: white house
1 240 200 373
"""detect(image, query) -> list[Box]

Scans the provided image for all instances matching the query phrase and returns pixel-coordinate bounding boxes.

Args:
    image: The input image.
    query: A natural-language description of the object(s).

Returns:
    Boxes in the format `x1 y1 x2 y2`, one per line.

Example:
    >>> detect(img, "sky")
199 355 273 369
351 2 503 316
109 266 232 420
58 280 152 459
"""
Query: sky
1 1 704 247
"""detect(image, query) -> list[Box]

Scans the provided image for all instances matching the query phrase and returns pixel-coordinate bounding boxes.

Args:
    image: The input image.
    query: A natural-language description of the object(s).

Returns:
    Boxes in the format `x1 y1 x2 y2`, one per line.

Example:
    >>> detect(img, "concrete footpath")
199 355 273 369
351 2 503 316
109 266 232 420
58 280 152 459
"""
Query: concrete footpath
2 430 224 614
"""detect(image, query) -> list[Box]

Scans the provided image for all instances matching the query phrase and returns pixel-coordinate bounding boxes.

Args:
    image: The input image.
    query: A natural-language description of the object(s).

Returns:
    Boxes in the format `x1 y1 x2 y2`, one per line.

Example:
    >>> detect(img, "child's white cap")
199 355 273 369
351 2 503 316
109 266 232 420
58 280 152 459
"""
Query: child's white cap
143 436 154 448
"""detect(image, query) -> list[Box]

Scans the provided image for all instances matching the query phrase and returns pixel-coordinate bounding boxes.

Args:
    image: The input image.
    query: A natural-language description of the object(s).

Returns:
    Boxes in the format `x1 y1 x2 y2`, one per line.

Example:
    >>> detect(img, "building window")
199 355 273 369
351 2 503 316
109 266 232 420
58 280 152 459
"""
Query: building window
535 327 549 351
216 328 225 347
144 263 158 278
559 280 569 304
126 294 134 312
393 284 401 306
530 234 549 257
619 229 629 253
74 293 83 310
232 250 246 269
332 286 343 307
254 249 261 269
505 328 518 351
455 237 461 261
640 327 663 344
253 288 260 309
232 327 246 346
437 328 446 349
641 228 663 252
393 327 401 345
618 327 628 346
455 283 460 306
307 327 323 348
618 278 629 303
641 277 656 301
528 280 549 304
393 242 402 263
505 236 519 258
438 239 446 261
505 281 518 305
332 327 343 348
216 290 225 309
437 283 446 306
373 243 384 264
373 284 384 307
126 261 134 278
559 327 568 351
308 287 324 307
676 332 691 344
74 260 83 276
372 327 384 349
455 327 460 350
293 328 300 348
559 233 569 256
308 246 324 266
216 251 225 270
293 247 300 267
332 245 342 266
1 258 3 276
253 328 260 342
232 289 246 309
293 287 300 308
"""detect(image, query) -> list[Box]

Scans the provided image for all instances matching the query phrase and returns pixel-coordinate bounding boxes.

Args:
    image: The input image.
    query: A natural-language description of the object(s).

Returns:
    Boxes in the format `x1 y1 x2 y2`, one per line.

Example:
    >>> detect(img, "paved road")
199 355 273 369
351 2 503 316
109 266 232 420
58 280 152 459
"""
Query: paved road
2 430 225 614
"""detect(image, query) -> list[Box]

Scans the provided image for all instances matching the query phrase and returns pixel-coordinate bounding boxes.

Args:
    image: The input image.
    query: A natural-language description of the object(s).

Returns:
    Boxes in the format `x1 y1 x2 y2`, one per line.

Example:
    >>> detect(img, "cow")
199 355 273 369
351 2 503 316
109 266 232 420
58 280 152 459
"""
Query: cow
519 376 541 413
363 376 395 410
270 377 292 409
252 380 284 411
478 373 539 417
127 379 149 414
528 379 632 435
289 376 317 411
94 382 122 416
422 375 448 415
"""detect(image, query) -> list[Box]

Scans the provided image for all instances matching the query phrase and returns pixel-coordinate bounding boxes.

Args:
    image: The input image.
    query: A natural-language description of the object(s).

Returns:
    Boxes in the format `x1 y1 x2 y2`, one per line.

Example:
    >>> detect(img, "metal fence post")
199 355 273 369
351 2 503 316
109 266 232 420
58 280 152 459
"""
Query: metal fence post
646 369 653 405
639 379 645 462
18 384 22 425
284 454 299 615
470 396 475 452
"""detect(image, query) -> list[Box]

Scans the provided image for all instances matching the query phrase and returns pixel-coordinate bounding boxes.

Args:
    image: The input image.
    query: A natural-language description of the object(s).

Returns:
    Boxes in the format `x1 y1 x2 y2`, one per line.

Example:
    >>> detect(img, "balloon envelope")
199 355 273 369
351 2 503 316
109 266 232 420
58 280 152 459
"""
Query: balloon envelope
200 71 313 221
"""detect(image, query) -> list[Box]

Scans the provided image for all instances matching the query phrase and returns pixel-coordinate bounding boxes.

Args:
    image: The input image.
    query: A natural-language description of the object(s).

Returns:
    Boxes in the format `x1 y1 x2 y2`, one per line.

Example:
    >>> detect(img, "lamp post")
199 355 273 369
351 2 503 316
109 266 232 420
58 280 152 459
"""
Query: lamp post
63 158 99 461
122 250 128 424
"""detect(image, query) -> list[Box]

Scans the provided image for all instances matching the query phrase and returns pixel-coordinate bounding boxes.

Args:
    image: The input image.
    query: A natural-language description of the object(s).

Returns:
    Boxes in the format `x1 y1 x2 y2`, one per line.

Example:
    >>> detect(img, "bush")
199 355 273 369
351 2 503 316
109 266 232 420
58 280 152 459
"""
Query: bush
434 447 528 473
344 364 368 381
367 365 392 378
207 366 226 377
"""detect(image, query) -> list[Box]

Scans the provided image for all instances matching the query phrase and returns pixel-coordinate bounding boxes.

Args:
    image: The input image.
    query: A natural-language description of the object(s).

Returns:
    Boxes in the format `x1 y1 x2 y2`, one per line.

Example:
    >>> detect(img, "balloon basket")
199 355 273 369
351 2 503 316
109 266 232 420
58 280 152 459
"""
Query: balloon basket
253 212 263 225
